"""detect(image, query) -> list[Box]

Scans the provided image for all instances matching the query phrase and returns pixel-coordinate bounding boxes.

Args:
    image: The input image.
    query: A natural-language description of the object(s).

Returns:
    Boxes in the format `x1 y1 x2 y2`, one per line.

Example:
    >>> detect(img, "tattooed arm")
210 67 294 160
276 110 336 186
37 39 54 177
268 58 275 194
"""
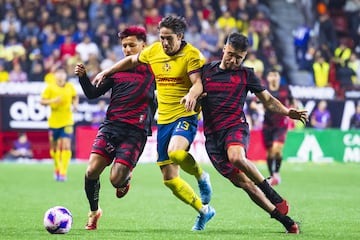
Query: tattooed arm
255 90 308 124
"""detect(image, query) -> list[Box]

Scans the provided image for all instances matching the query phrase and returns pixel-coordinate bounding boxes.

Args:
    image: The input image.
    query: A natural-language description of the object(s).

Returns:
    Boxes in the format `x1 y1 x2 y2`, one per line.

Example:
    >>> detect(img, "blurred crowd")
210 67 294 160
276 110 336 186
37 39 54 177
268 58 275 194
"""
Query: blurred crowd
0 0 359 90
294 0 360 99
0 0 276 86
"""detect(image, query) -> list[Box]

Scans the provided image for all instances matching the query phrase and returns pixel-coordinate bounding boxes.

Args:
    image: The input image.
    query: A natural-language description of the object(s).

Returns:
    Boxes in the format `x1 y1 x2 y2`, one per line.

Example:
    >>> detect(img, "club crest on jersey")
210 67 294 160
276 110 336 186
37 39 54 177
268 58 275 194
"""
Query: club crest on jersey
162 63 171 72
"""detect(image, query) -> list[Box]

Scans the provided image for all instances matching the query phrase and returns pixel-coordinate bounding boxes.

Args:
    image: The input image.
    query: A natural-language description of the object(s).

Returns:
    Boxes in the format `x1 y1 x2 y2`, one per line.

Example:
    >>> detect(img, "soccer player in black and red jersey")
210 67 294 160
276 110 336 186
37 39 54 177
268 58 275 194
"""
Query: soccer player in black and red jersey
199 32 308 234
262 68 294 186
74 26 156 230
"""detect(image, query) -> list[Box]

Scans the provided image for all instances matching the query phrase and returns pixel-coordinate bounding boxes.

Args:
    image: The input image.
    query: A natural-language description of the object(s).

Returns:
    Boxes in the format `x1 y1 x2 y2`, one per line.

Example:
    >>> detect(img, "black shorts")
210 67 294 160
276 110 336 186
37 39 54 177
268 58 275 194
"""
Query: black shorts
205 124 249 178
262 126 287 149
92 122 147 170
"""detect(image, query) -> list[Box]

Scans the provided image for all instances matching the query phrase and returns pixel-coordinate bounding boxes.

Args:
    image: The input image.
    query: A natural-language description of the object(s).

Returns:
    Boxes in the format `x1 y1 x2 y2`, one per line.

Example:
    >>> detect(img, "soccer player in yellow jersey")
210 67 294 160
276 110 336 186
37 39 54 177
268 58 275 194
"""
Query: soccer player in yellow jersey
40 67 79 181
93 15 215 230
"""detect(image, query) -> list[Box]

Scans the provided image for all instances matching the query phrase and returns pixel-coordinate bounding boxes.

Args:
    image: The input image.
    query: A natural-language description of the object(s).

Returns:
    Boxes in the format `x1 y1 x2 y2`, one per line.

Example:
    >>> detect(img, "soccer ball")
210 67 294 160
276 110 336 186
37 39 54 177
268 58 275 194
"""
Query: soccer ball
43 206 73 234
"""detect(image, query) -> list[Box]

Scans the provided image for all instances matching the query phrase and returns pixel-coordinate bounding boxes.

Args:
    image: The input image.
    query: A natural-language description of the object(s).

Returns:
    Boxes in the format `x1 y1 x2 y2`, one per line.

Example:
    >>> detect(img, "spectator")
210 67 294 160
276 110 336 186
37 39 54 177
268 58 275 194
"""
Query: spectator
350 102 360 129
334 41 352 68
312 51 330 87
216 10 237 35
94 23 112 58
75 34 100 63
55 4 76 36
41 32 60 59
159 0 181 17
292 25 312 65
1 9 21 34
299 46 316 72
336 61 356 92
243 51 265 82
0 62 9 82
249 10 270 35
9 61 28 83
310 100 332 129
4 132 33 161
245 25 260 52
28 60 45 82
199 20 221 61
348 52 360 86
59 34 77 61
313 12 338 52
73 20 94 44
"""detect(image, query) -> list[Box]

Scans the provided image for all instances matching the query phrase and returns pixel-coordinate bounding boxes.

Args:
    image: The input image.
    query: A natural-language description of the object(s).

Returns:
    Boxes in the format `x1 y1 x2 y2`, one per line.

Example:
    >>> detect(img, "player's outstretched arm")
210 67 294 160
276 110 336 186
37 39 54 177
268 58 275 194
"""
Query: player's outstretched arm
93 54 140 87
256 90 308 125
75 63 110 99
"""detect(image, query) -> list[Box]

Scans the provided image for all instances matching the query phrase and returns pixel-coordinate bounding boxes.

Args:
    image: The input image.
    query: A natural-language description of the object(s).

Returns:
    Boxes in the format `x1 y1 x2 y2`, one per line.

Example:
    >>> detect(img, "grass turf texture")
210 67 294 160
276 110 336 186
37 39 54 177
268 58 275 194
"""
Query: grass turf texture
0 161 359 240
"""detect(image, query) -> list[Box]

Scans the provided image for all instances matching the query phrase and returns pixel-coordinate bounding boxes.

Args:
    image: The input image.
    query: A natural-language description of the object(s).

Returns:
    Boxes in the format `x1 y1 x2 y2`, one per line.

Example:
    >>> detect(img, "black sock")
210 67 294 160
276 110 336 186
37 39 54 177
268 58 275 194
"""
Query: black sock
270 208 295 230
275 156 282 173
267 157 275 176
256 179 283 204
85 175 100 212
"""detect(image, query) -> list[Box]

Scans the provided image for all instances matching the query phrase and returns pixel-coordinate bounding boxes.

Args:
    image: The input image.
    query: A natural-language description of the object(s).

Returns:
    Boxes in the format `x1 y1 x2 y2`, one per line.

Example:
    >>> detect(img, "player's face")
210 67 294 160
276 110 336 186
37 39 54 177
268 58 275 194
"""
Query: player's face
266 71 280 87
121 36 145 56
55 70 67 87
159 27 182 55
221 44 247 70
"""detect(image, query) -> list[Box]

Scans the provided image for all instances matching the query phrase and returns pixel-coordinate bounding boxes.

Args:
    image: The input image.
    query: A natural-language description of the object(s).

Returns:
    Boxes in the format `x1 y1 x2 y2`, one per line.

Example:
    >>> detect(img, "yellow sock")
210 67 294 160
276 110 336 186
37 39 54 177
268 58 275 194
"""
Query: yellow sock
168 150 202 179
52 150 61 174
164 176 203 212
60 150 72 176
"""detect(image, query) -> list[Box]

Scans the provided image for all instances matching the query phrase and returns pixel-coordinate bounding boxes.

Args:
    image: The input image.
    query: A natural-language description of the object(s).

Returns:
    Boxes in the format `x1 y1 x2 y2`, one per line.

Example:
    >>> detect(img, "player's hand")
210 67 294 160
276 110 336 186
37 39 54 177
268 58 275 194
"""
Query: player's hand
288 108 308 125
53 96 61 104
194 92 207 112
180 93 197 112
74 64 86 77
93 71 107 88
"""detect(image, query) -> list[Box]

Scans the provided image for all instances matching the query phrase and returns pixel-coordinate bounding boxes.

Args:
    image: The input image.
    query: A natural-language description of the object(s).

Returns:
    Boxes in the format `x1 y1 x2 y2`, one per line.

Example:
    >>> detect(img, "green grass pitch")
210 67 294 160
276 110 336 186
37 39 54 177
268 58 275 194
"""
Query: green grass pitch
0 161 359 240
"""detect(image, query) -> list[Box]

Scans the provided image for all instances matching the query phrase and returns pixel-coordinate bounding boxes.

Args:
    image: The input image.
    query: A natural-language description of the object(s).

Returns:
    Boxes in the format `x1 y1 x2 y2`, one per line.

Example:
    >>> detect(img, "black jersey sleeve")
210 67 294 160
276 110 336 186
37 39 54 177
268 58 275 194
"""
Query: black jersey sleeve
79 75 112 99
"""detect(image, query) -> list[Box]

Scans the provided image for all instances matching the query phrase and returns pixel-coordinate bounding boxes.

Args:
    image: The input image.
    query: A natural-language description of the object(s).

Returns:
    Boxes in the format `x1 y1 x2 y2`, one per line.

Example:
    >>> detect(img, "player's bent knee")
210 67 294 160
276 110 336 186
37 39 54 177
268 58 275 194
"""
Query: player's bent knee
168 150 187 165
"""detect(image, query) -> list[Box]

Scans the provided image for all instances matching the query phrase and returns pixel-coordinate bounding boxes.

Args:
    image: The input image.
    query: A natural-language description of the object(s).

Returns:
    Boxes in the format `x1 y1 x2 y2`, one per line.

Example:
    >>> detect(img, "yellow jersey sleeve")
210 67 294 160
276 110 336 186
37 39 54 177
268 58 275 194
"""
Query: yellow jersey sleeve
139 42 205 124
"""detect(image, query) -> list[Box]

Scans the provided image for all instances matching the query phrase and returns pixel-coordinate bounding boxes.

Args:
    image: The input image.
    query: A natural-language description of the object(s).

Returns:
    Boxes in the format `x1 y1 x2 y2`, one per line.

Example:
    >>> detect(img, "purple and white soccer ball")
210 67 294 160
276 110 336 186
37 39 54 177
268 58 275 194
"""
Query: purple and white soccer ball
43 206 73 234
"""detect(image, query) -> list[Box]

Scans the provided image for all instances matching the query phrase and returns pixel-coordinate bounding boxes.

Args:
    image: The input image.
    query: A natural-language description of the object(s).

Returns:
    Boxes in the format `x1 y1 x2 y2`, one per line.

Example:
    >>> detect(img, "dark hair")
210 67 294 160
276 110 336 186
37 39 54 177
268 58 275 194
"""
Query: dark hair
118 26 147 42
226 32 249 52
266 67 280 76
158 15 187 35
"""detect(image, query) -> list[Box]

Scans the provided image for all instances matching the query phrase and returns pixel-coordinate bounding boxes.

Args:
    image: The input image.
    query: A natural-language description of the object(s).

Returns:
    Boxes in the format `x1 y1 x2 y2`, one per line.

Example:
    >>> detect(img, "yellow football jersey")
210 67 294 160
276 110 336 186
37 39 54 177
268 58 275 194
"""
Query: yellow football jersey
139 42 205 124
41 82 77 128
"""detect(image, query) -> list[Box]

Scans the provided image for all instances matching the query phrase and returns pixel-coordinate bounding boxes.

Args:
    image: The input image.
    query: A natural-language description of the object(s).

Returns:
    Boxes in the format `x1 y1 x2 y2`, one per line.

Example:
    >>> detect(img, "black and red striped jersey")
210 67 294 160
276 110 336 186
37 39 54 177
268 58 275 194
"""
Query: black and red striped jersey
79 63 156 134
263 85 292 128
201 61 265 135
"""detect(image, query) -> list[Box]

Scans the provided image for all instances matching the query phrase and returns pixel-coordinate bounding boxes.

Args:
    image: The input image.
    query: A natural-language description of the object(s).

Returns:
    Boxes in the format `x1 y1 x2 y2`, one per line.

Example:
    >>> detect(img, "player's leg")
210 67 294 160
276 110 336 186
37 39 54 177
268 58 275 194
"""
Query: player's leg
110 129 146 198
48 128 61 180
167 116 212 204
267 141 284 186
160 163 215 231
228 171 299 233
205 134 298 233
84 129 115 230
225 126 289 214
58 126 74 181
111 163 132 198
227 145 289 214
84 153 108 230
157 123 215 230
